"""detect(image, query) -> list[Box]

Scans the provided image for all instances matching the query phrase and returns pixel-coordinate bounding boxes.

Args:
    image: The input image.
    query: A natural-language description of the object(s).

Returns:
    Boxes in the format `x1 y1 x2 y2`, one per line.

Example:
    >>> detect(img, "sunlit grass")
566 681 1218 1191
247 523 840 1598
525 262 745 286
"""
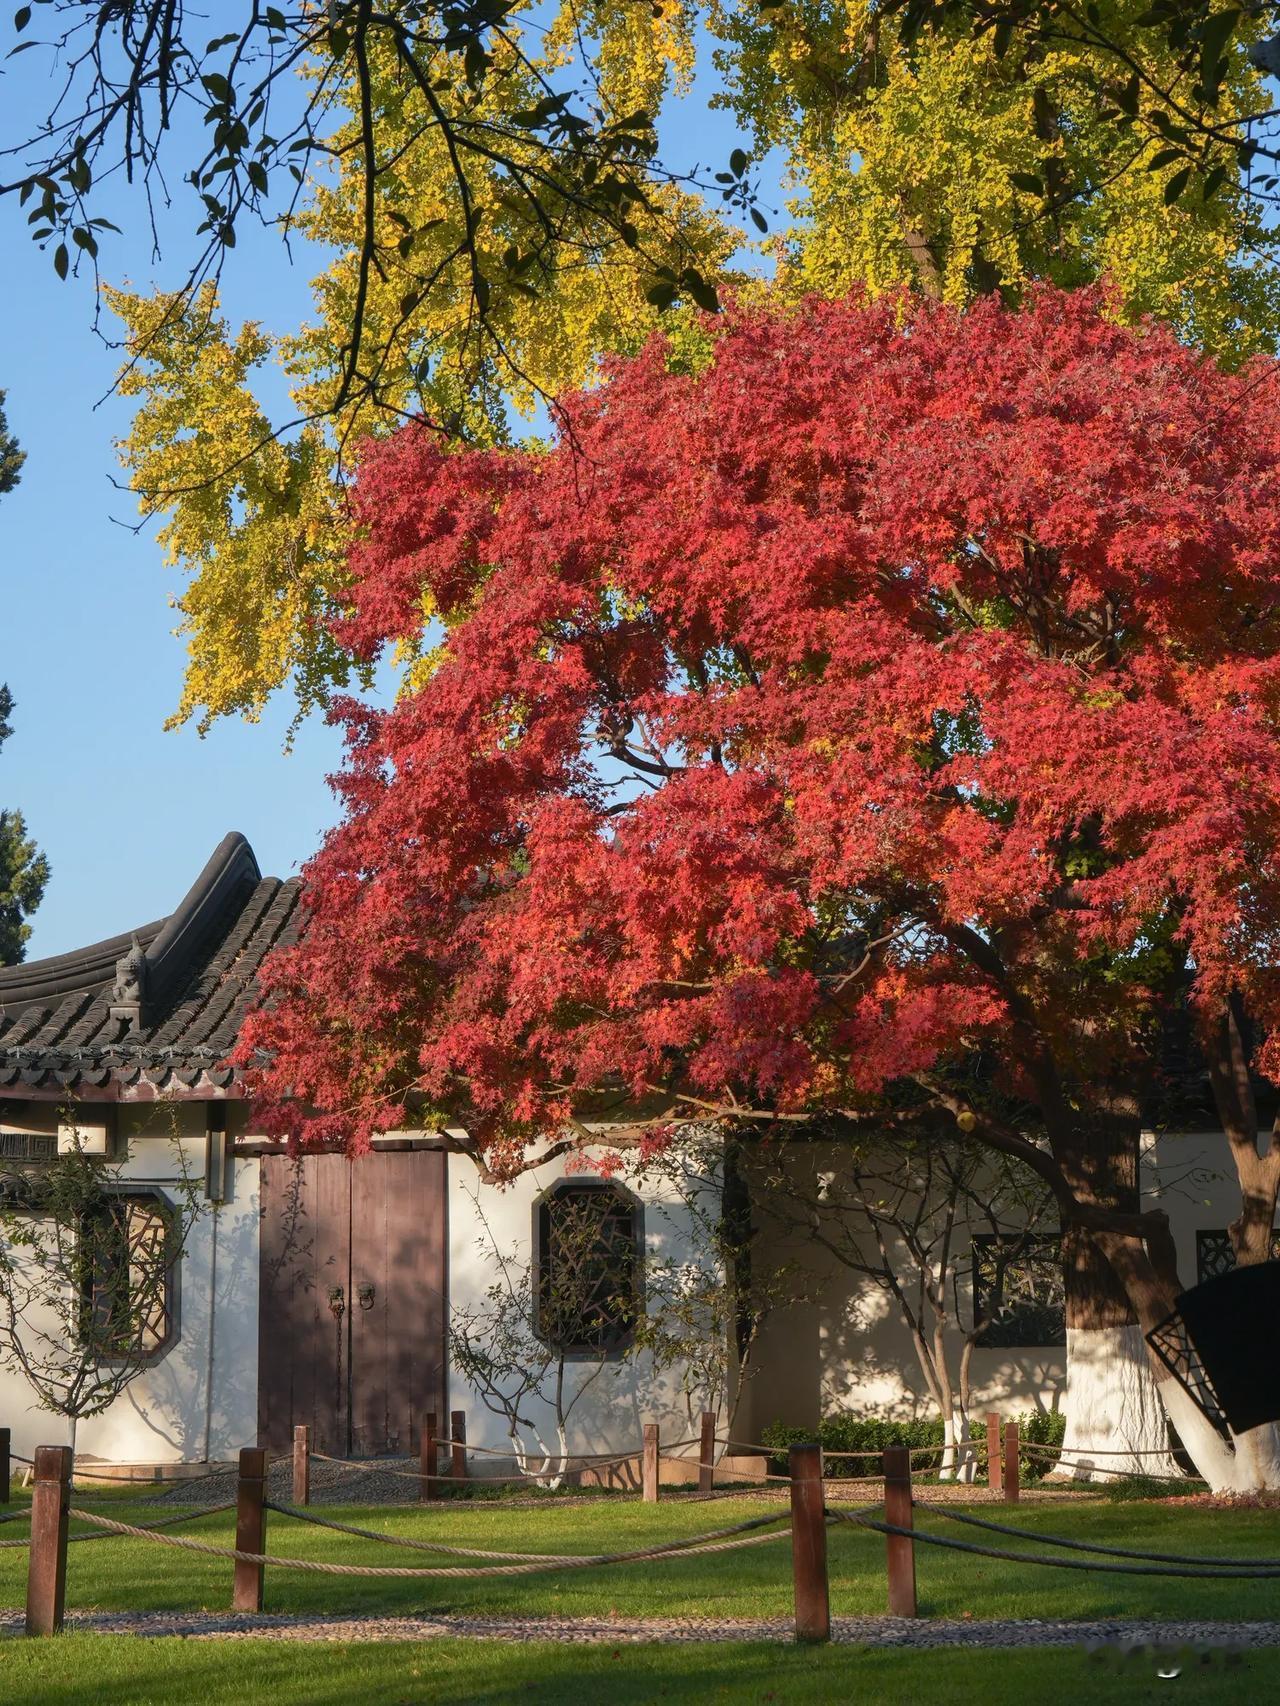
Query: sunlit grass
0 1635 1273 1705
3 1491 1280 1625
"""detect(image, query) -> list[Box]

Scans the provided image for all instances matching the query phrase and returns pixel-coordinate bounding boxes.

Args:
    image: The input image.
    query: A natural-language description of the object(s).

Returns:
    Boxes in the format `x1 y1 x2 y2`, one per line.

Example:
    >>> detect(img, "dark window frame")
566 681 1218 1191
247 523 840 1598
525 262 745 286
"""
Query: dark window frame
79 1186 181 1365
972 1232 1066 1348
0 1131 57 1163
531 1178 644 1362
1196 1227 1280 1284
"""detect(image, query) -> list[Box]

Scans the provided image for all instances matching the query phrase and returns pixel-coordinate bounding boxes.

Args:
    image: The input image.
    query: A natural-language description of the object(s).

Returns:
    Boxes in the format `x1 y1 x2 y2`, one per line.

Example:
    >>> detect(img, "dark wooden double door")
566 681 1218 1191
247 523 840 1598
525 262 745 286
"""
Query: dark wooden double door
258 1150 446 1455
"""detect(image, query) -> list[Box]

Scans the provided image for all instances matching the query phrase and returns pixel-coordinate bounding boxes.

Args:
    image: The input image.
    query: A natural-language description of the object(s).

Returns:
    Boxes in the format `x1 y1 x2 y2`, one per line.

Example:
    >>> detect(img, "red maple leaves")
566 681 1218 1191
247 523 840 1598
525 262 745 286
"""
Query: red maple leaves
238 286 1280 1169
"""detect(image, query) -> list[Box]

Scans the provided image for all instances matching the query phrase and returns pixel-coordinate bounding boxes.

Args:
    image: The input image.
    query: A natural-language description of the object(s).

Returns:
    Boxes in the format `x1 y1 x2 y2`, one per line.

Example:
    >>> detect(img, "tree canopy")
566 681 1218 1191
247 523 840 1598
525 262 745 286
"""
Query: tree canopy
0 391 24 496
237 286 1280 1242
49 1 1279 729
0 688 49 967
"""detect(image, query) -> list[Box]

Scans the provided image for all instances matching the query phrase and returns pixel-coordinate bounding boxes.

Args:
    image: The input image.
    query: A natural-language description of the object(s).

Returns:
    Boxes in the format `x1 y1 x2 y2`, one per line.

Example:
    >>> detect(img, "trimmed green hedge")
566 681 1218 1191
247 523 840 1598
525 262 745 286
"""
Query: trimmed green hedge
759 1410 1066 1481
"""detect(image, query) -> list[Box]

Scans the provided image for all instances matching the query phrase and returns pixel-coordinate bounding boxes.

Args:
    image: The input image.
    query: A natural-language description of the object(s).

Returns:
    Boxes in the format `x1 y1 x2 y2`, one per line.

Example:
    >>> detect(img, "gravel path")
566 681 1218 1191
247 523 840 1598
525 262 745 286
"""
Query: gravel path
0 1609 1273 1649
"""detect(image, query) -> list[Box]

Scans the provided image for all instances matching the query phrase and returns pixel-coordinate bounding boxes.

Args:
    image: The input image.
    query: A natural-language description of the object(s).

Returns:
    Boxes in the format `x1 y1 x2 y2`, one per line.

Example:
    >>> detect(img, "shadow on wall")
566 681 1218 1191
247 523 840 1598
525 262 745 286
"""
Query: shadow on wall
78 1192 261 1464
739 1270 1065 1439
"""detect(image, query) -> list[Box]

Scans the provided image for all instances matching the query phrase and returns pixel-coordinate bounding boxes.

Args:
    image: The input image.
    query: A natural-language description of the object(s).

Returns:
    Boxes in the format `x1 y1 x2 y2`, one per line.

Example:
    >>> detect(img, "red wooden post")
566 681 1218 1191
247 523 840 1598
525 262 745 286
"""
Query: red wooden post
292 1425 310 1507
420 1411 438 1503
883 1446 918 1618
986 1412 1002 1494
699 1410 716 1494
450 1410 467 1482
232 1446 267 1612
1004 1421 1020 1504
0 1427 9 1506
642 1422 660 1503
788 1442 830 1643
24 1445 71 1637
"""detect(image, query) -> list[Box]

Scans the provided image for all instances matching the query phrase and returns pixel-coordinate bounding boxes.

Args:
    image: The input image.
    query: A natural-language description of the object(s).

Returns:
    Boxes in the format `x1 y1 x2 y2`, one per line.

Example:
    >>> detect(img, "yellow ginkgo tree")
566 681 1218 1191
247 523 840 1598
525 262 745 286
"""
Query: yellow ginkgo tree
710 0 1280 352
111 15 734 731
110 0 1280 730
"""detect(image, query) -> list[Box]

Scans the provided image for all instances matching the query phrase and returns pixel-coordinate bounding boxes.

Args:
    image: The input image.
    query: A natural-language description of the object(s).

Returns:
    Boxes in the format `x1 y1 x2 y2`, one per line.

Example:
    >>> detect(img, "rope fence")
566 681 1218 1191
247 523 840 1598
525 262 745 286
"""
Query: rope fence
5 1406 1195 1536
835 1508 1280 1580
8 1433 1261 1643
1017 1442 1205 1486
63 1503 790 1579
0 1502 233 1550
912 1501 1280 1566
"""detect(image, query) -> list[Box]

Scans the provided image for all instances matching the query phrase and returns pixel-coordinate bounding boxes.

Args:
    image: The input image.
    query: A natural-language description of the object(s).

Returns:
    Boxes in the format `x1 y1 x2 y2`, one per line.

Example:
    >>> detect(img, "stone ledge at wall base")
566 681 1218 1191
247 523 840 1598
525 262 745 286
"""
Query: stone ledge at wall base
577 1452 769 1492
65 1459 236 1486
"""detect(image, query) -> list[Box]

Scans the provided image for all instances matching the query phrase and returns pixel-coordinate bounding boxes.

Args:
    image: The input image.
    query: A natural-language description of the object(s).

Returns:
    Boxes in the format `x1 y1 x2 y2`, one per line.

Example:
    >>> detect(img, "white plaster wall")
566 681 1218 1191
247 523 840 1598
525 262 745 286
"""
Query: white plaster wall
1140 1129 1240 1287
447 1152 726 1461
737 1128 1259 1440
737 1144 1068 1440
0 1102 259 1464
0 1112 1247 1466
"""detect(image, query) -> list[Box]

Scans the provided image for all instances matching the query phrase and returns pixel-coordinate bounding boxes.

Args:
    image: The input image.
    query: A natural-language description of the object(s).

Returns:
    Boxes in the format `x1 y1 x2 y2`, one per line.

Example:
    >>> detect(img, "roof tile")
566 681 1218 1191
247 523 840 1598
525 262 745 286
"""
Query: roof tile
0 837 303 1100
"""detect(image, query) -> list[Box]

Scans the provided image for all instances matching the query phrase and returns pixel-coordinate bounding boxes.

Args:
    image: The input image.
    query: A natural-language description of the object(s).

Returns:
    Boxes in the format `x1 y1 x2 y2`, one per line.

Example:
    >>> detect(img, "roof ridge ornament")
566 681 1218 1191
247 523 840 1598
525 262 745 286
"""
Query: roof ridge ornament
108 932 149 1033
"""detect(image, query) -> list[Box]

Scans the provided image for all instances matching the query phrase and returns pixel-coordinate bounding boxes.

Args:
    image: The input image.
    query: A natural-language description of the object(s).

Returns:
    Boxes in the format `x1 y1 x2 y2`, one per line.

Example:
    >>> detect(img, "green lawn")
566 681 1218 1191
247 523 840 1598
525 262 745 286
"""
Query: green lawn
3 1491 1280 1624
0 1637 1273 1705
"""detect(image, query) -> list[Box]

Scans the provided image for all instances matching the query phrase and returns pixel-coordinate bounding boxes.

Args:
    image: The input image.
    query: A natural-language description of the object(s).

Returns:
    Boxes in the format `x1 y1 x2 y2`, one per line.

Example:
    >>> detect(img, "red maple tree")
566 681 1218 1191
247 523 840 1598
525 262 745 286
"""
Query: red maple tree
240 286 1280 1480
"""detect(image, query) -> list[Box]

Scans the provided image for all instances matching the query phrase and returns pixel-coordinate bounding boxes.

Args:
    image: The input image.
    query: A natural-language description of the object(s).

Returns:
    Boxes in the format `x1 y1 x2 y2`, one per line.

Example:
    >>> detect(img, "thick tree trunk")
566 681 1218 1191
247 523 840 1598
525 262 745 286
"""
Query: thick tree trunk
1052 1130 1180 1480
1094 1225 1280 1491
1054 1322 1180 1480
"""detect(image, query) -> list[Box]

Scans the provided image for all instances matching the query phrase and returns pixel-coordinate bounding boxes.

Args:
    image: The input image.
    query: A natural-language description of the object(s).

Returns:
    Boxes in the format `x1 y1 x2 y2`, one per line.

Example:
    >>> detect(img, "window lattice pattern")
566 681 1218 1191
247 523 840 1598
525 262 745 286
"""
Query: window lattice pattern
973 1233 1066 1348
0 1131 55 1162
535 1183 641 1356
81 1193 176 1359
1146 1307 1232 1442
1196 1229 1280 1284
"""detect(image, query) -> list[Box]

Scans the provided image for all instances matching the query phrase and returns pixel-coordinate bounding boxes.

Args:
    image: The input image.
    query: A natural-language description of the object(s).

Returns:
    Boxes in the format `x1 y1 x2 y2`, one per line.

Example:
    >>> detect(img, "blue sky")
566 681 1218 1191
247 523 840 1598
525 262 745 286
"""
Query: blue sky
0 28 774 959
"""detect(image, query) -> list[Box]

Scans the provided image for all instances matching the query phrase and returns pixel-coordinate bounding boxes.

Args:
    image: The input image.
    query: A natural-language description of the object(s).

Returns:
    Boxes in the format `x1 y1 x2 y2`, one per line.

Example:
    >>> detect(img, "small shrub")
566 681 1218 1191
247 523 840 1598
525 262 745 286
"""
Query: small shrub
759 1409 1065 1480
760 1415 945 1476
1016 1408 1067 1483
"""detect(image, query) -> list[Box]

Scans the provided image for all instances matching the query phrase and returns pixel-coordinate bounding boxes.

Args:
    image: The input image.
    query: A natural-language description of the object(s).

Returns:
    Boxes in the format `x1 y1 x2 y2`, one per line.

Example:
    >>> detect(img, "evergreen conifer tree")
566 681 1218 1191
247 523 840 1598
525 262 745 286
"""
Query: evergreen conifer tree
0 395 48 965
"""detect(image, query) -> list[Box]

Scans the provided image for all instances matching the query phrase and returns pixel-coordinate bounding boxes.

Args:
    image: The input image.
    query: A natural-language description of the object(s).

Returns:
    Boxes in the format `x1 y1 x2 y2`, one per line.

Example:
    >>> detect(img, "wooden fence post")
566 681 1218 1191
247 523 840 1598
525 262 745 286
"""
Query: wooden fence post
642 1422 660 1503
0 1427 9 1506
292 1425 310 1507
788 1442 830 1643
986 1413 1002 1494
24 1445 71 1637
699 1410 716 1494
1004 1421 1020 1504
450 1410 467 1482
883 1446 918 1618
233 1446 267 1613
420 1411 438 1503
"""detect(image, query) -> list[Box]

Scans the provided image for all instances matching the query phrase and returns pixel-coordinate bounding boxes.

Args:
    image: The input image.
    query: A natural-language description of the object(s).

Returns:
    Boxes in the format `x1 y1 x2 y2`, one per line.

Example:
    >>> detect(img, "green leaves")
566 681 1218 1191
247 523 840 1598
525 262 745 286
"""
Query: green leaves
644 265 720 313
1195 7 1241 106
1163 164 1192 205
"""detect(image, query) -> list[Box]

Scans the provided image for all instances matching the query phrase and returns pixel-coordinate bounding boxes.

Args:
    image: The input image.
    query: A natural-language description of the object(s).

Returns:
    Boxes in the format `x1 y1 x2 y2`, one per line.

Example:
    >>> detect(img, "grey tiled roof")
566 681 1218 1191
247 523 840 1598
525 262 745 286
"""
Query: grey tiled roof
0 834 302 1099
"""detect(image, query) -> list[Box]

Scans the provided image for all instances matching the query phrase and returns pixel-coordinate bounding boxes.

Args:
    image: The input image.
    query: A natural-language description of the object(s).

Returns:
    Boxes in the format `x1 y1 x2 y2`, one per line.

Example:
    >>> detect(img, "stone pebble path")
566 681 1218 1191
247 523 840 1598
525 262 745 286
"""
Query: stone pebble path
1 1610 1277 1649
